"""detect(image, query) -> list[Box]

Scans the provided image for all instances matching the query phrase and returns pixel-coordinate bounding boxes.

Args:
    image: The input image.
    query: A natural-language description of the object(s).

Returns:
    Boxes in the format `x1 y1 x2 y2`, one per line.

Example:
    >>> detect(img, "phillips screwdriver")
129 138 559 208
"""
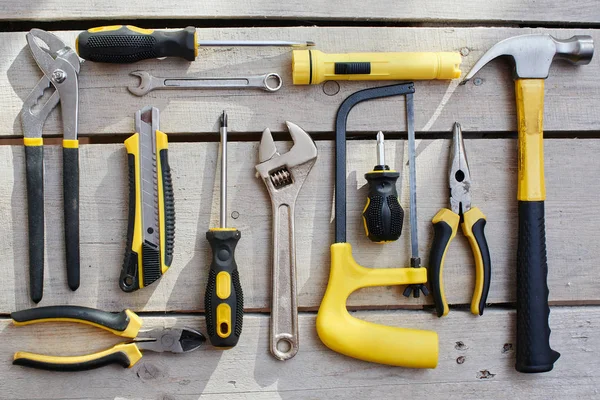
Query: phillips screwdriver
362 131 404 242
76 26 315 63
205 111 244 348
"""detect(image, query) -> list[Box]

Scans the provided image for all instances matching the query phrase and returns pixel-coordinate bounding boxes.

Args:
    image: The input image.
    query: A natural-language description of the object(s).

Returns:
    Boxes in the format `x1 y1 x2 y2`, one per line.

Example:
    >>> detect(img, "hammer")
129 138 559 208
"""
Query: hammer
462 34 594 373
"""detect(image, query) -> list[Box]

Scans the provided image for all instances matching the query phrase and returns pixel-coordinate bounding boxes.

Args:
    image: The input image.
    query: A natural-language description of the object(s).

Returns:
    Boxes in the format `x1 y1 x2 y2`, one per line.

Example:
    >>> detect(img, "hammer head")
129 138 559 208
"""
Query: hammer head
463 34 594 81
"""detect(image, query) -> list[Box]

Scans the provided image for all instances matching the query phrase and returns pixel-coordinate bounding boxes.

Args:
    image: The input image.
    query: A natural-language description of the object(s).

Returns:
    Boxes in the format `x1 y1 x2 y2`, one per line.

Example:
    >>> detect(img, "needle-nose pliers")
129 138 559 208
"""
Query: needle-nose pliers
428 122 491 317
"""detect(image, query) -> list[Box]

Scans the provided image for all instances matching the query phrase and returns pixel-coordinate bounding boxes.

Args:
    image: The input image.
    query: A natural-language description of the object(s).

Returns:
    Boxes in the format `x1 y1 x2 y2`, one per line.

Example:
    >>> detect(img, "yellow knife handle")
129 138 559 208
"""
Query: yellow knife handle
461 207 491 316
428 208 459 318
13 343 142 371
76 25 198 63
120 131 175 292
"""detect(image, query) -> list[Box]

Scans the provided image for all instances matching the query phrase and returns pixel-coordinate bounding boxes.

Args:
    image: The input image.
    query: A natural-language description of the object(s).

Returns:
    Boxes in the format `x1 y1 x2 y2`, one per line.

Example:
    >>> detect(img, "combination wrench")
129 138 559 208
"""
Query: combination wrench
128 71 282 96
255 122 317 361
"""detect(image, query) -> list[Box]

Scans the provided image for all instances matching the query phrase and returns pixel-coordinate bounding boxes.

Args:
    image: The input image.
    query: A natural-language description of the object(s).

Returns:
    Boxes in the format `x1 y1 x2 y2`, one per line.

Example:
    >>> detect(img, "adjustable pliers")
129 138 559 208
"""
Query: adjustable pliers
20 29 81 302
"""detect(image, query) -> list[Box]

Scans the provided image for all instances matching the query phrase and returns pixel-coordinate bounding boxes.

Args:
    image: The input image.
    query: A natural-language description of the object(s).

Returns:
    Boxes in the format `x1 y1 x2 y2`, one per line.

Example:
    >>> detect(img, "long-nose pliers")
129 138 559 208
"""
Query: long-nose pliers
428 122 491 317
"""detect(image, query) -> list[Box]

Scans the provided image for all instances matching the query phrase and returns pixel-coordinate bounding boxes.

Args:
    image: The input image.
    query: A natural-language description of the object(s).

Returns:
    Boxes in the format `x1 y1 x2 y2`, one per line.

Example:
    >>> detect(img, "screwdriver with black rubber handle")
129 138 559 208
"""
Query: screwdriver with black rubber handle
76 25 314 63
362 131 404 243
205 111 244 348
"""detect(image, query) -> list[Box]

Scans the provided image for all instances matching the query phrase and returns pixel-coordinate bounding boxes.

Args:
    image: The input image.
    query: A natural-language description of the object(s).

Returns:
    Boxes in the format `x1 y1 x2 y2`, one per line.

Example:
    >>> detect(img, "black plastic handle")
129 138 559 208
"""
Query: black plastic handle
77 26 196 63
469 217 491 316
205 229 243 348
25 145 44 303
120 153 140 292
363 169 403 243
12 305 132 332
516 201 560 373
13 350 132 371
63 147 80 291
429 218 455 318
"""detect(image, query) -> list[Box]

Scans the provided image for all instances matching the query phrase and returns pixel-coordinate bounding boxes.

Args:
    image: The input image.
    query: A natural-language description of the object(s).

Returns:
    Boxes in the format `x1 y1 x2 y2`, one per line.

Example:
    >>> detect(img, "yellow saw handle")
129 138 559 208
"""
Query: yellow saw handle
293 49 462 84
316 243 438 368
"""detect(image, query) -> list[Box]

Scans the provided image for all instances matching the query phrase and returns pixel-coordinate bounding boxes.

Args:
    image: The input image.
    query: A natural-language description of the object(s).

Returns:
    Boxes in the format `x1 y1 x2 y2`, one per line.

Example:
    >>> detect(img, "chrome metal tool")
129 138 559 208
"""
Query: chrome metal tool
255 122 317 361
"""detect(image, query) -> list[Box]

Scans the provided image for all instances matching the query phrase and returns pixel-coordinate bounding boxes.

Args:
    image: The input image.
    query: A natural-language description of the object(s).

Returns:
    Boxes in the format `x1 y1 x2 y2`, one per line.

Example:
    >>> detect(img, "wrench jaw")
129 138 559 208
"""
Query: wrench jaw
128 71 153 96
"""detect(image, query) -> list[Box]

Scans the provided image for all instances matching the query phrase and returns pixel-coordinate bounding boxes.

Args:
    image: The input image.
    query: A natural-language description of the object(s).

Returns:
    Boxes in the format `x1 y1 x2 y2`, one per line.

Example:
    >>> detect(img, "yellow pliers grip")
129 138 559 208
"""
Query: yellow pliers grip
428 207 491 317
317 243 438 368
11 306 144 371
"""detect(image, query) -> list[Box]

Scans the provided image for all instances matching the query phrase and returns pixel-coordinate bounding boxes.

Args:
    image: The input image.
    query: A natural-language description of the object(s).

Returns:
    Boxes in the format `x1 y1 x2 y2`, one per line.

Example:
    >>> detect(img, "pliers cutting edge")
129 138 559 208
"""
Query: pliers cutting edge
20 29 82 302
428 123 491 317
11 306 205 371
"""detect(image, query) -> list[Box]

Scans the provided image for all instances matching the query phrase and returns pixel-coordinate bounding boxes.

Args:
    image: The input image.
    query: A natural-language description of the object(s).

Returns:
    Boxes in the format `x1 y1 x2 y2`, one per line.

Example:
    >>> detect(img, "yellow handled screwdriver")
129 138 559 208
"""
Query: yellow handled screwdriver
292 49 462 84
363 131 404 242
205 111 244 348
76 26 314 63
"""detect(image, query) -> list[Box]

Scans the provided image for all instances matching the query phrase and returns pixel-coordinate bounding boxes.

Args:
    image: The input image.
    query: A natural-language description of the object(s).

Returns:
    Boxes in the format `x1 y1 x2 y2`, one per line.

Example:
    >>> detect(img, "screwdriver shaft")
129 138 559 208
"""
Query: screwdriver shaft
376 131 385 166
199 40 315 47
220 111 228 229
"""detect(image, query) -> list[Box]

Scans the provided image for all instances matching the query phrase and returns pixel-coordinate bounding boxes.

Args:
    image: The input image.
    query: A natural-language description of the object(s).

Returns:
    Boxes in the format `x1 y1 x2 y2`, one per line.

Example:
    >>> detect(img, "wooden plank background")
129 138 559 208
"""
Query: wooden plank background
1 5 599 399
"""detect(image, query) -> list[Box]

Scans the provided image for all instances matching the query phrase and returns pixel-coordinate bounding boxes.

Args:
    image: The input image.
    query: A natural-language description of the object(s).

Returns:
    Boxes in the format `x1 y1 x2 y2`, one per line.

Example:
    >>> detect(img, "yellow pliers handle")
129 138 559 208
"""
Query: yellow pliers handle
428 207 491 317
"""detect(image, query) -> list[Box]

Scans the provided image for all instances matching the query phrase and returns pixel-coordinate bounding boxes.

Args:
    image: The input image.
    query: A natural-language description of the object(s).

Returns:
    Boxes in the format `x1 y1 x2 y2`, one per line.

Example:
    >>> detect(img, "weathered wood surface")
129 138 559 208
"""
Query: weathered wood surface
1 139 599 313
1 307 598 399
3 27 599 137
0 1 599 24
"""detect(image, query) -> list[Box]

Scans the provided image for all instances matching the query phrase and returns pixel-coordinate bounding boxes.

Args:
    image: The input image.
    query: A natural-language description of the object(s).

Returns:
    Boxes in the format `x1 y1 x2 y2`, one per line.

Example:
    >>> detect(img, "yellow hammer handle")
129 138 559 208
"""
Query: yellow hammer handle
293 49 462 84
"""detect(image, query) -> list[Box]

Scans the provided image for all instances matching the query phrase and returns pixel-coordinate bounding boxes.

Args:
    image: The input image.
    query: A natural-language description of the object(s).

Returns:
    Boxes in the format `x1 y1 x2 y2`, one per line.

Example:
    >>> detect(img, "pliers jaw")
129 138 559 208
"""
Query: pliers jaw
449 122 472 218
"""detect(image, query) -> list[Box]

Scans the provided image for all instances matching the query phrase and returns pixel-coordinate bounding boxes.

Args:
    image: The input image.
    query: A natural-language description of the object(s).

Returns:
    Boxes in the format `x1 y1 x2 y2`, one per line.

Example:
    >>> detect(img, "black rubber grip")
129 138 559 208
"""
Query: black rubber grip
63 147 80 291
160 149 175 267
205 229 243 348
13 351 131 371
363 170 403 242
25 145 44 303
471 218 491 316
77 26 196 63
516 201 560 373
429 220 453 318
11 306 132 332
120 153 139 292
334 62 371 75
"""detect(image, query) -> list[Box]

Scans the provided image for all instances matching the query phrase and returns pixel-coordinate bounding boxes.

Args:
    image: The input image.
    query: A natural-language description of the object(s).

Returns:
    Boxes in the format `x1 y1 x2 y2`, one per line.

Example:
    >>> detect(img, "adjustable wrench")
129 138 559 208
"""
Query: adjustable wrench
255 122 317 361
128 71 282 96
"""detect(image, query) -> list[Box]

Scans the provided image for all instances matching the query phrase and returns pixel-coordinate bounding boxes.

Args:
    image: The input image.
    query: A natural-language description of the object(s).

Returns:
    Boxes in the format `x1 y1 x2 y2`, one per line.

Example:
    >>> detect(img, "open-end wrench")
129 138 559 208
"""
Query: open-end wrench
255 122 317 361
128 71 283 96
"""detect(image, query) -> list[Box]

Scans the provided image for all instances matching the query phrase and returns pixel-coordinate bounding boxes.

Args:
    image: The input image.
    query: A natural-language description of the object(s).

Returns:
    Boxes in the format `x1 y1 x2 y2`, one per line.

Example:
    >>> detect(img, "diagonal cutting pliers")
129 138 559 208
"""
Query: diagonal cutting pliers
11 306 205 371
428 122 491 317
20 29 82 302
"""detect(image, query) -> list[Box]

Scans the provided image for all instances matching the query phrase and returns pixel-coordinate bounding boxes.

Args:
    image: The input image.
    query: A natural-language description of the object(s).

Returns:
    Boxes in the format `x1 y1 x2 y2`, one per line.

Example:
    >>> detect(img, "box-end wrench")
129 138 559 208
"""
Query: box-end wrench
255 122 317 361
128 71 282 96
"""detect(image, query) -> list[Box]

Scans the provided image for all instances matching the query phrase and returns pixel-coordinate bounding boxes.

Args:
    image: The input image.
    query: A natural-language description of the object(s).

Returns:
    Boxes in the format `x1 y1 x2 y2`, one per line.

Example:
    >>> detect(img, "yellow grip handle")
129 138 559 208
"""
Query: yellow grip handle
293 49 462 84
516 79 546 201
316 243 438 368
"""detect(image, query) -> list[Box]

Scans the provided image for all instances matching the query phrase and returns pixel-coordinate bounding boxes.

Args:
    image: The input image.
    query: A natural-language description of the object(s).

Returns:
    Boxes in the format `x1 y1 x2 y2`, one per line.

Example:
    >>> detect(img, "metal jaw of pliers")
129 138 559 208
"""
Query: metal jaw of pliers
428 123 492 317
256 122 317 361
20 29 81 303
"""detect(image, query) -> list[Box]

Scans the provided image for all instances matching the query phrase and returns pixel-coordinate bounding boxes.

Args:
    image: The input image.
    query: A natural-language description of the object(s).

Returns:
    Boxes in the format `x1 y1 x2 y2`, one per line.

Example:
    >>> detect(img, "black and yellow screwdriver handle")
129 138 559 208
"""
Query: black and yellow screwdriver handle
24 138 44 303
205 229 244 348
76 26 197 63
428 207 491 317
11 306 144 371
120 130 175 292
63 139 80 291
514 79 560 373
362 169 404 242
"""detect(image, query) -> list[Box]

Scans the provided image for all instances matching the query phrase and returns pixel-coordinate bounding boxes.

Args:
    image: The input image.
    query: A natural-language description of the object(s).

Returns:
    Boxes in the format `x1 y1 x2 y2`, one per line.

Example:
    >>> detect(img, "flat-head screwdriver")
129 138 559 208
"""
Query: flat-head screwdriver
204 111 244 348
76 26 315 63
362 131 404 242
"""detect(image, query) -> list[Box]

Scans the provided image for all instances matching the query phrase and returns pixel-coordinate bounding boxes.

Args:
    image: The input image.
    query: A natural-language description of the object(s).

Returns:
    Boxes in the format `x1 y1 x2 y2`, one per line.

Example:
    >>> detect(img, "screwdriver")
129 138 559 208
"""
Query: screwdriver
76 26 315 63
362 131 404 243
204 111 244 348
